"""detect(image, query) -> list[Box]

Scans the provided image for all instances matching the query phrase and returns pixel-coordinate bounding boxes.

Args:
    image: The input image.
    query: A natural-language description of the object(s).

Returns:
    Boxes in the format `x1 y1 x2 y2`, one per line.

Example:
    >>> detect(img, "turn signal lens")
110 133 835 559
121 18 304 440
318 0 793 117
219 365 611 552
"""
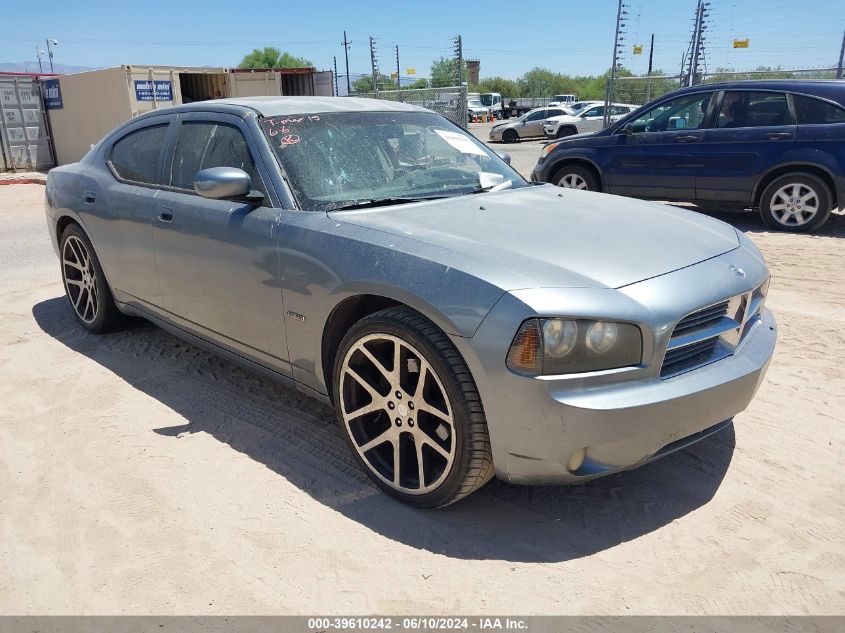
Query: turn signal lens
506 319 543 376
540 142 560 159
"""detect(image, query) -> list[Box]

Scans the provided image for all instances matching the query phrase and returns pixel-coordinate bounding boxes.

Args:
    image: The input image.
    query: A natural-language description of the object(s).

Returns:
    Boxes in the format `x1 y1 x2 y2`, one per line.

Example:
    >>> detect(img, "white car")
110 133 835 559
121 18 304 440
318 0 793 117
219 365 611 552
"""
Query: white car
467 99 490 121
543 103 638 138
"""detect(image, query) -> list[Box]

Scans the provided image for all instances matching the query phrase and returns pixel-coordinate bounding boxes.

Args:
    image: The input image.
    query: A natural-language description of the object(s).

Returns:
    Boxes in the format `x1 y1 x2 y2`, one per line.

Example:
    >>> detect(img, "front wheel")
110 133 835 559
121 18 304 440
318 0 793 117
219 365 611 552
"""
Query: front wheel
553 165 599 191
333 307 494 507
759 173 832 232
556 126 577 139
502 128 518 143
60 223 122 333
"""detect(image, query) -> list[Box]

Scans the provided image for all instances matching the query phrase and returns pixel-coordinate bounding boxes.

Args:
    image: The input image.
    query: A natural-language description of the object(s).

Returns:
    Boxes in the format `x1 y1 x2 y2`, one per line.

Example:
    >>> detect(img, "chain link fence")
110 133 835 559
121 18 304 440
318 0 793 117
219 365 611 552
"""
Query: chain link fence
607 67 841 109
348 86 468 127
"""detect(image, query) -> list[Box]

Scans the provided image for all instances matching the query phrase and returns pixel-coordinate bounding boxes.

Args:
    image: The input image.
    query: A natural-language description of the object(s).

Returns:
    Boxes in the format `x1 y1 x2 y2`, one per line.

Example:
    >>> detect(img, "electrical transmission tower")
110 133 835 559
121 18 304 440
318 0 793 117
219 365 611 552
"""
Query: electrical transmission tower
604 0 629 127
369 36 384 92
453 35 463 85
684 1 711 87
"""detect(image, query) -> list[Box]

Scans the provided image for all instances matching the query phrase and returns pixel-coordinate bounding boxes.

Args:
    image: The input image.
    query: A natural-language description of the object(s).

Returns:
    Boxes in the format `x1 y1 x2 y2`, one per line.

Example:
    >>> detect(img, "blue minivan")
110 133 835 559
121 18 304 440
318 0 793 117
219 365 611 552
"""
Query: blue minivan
530 80 845 231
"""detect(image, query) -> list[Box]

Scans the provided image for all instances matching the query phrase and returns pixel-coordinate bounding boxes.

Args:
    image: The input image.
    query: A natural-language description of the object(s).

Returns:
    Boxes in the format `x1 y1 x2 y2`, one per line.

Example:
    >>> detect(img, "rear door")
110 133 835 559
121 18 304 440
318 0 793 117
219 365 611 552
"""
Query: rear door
792 92 845 171
603 91 715 199
696 90 796 204
152 112 290 371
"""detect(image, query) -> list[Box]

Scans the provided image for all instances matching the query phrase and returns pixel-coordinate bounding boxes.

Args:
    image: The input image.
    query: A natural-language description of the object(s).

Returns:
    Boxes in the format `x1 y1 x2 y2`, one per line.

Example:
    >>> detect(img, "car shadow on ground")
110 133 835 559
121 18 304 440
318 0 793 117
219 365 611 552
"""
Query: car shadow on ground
675 205 845 238
33 296 735 563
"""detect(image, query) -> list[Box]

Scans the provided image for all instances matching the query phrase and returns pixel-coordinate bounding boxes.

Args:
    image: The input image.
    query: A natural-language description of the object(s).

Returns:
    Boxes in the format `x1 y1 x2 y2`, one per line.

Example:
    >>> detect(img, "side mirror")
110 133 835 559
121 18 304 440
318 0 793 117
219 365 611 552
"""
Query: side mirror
193 167 264 205
495 150 512 165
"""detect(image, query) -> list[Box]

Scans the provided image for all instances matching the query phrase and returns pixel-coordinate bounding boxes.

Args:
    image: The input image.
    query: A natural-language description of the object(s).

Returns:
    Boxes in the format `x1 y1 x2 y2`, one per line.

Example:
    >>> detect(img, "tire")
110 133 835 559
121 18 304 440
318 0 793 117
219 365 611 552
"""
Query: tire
502 128 519 143
759 172 833 232
59 223 122 333
552 164 599 191
332 307 494 508
556 126 577 139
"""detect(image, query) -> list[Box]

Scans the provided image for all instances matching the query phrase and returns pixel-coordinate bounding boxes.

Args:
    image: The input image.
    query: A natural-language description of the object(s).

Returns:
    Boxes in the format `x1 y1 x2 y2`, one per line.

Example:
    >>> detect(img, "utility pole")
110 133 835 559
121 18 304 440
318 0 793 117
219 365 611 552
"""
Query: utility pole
645 33 655 102
686 1 709 86
341 31 351 95
395 45 401 88
604 0 628 128
837 28 845 79
45 38 57 74
369 36 381 92
453 35 463 85
35 46 44 74
333 56 339 96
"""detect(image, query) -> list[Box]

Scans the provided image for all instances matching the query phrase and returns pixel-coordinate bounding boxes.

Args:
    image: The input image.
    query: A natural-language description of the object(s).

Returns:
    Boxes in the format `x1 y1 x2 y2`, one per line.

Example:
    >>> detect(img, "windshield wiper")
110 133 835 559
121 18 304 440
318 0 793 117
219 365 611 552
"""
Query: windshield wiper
464 179 514 195
329 196 450 211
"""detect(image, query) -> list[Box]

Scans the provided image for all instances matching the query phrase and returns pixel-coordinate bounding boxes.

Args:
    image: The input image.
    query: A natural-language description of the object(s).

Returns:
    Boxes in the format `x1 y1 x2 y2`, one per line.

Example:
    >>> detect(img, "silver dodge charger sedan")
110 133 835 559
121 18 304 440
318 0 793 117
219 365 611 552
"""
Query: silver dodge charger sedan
45 96 776 507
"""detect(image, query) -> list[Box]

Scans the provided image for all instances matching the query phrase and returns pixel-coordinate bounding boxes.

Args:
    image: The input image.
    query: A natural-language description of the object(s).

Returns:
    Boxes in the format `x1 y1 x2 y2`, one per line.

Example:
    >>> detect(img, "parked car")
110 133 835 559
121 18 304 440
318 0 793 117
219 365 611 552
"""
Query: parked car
548 94 578 107
561 100 604 115
46 96 775 507
543 103 638 138
531 80 845 231
467 99 490 121
489 106 568 142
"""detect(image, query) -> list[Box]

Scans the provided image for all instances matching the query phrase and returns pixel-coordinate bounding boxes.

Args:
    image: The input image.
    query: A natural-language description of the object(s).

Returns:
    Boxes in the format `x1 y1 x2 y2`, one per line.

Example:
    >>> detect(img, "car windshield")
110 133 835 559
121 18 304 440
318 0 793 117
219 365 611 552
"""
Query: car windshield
480 95 493 106
468 100 483 108
261 111 526 211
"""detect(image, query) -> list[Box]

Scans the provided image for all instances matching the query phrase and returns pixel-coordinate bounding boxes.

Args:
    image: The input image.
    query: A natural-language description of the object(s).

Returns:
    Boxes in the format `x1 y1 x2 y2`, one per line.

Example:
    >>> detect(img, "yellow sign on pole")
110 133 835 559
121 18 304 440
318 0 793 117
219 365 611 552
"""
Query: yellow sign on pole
633 45 643 55
733 38 750 49
406 67 416 76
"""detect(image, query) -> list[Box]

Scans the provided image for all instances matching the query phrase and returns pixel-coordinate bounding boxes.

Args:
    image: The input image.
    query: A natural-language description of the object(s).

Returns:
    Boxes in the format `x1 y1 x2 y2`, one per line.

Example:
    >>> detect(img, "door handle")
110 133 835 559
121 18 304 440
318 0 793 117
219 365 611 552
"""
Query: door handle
673 135 700 143
158 206 174 223
765 132 793 140
83 190 96 204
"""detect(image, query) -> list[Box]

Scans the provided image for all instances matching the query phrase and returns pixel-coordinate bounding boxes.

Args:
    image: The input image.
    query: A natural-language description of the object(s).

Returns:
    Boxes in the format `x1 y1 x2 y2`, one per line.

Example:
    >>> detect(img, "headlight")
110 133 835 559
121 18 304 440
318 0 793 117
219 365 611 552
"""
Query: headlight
539 142 560 159
506 318 642 376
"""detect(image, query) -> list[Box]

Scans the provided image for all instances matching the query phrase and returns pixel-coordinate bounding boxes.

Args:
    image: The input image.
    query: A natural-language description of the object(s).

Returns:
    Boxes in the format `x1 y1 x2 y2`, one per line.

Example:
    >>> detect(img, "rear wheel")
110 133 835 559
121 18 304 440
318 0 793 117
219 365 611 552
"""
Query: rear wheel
502 128 519 143
333 307 494 507
553 164 599 191
60 223 122 333
759 173 832 232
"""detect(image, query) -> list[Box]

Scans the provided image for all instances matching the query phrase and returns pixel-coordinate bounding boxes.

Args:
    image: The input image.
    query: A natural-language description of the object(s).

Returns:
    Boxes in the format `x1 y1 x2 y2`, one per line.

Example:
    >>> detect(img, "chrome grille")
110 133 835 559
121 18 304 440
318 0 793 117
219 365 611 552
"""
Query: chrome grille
660 283 767 379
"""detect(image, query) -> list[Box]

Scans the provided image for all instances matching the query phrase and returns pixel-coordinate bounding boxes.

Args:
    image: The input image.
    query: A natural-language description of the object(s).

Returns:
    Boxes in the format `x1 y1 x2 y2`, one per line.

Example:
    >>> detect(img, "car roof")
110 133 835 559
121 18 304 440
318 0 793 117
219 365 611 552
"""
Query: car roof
148 96 430 117
668 79 845 104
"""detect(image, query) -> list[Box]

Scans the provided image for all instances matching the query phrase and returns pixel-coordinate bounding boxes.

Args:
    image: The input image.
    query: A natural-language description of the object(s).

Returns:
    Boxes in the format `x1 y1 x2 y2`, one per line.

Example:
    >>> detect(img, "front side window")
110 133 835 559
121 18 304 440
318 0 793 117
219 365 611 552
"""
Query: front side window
260 111 525 211
793 94 845 124
717 91 790 128
169 122 256 190
627 93 711 133
109 124 169 184
582 106 604 117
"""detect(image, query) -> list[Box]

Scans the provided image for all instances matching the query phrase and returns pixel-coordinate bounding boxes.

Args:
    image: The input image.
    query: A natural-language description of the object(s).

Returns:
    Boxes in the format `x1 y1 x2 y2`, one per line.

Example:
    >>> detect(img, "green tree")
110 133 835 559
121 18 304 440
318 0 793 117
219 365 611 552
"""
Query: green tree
472 76 520 98
237 46 313 69
430 57 465 88
351 74 396 93
403 78 429 89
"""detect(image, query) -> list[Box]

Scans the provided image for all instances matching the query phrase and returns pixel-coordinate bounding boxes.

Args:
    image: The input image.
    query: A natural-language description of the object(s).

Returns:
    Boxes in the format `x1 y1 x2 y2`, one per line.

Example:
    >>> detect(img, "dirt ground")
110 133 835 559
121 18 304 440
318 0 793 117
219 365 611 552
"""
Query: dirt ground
1 180 843 615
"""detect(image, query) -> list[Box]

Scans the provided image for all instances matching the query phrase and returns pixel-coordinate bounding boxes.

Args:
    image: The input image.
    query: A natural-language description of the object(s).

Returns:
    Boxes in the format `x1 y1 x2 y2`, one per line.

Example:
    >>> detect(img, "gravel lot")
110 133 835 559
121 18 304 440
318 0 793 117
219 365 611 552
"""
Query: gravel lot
1 150 844 614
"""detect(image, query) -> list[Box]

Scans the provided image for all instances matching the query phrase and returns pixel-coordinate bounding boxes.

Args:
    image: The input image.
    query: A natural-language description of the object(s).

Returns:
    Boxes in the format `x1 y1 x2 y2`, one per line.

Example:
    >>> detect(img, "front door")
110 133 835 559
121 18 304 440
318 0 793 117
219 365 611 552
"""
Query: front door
696 90 796 204
152 113 289 371
603 92 715 199
577 105 608 133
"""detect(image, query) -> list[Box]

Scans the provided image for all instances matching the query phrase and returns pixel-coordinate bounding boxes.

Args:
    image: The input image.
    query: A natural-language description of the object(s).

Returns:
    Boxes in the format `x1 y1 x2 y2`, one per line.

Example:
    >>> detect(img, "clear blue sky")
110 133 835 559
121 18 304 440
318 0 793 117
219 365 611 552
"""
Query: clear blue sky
2 0 843 80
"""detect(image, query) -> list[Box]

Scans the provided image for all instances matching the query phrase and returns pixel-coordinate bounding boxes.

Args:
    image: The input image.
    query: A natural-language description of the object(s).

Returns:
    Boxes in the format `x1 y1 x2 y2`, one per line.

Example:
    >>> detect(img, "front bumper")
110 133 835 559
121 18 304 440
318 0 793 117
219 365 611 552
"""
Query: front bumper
488 126 506 141
452 248 776 485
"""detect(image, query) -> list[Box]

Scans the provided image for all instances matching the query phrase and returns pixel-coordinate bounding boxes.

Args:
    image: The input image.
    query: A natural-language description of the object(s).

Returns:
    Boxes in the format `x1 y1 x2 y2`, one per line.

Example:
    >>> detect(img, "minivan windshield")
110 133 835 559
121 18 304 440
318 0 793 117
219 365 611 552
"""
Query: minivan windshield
261 111 526 211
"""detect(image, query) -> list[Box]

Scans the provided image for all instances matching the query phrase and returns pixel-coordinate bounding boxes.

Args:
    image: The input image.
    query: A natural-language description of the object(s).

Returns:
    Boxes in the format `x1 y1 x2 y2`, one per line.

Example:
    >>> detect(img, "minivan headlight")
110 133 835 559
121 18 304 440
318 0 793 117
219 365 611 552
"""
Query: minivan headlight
506 318 642 376
539 142 560 159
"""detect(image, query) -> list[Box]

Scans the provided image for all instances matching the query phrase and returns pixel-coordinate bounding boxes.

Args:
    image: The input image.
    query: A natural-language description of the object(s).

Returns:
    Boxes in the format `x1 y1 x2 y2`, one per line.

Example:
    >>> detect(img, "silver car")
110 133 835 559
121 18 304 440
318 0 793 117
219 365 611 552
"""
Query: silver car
45 97 776 507
489 106 567 142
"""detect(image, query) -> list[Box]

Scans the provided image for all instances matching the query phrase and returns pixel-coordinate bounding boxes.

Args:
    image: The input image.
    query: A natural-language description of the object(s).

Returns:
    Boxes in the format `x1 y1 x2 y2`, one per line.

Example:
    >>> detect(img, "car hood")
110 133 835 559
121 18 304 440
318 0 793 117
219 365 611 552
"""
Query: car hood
329 185 739 290
547 115 580 124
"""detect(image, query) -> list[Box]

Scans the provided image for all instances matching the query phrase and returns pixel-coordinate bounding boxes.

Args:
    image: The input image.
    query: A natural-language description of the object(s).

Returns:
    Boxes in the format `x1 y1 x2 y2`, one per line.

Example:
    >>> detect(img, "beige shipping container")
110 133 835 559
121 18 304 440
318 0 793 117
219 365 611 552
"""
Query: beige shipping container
46 65 327 165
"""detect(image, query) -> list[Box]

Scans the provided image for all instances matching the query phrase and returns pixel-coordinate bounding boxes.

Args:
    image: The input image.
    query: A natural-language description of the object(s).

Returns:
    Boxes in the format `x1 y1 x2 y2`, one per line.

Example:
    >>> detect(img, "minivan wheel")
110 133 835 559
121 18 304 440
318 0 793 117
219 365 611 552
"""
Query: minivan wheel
333 307 494 507
553 165 599 191
759 173 832 232
60 224 122 333
502 128 518 143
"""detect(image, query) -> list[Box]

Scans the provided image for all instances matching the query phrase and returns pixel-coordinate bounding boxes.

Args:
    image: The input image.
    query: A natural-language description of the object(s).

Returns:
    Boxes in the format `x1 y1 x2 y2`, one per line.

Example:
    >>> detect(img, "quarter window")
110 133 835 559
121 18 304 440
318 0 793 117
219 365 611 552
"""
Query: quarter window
792 95 845 124
716 91 790 128
169 122 256 190
109 124 169 184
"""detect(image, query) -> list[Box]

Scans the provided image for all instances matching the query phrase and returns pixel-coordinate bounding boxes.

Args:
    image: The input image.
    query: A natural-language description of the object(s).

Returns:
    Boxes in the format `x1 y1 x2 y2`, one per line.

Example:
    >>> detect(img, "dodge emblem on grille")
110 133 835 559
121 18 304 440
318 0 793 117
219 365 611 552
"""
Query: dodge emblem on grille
729 265 746 278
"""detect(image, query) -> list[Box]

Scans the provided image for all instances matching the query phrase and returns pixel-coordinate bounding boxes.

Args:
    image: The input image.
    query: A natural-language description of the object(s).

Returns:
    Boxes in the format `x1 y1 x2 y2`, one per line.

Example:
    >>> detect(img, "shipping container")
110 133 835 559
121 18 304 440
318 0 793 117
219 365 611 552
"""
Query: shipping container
44 64 328 165
0 73 54 171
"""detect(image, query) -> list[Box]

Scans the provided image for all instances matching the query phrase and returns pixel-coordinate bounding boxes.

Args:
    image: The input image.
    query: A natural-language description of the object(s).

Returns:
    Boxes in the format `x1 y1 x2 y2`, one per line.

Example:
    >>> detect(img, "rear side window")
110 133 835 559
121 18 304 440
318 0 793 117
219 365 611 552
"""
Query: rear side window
717 91 790 128
793 95 845 124
548 109 564 117
169 122 256 190
109 124 169 184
